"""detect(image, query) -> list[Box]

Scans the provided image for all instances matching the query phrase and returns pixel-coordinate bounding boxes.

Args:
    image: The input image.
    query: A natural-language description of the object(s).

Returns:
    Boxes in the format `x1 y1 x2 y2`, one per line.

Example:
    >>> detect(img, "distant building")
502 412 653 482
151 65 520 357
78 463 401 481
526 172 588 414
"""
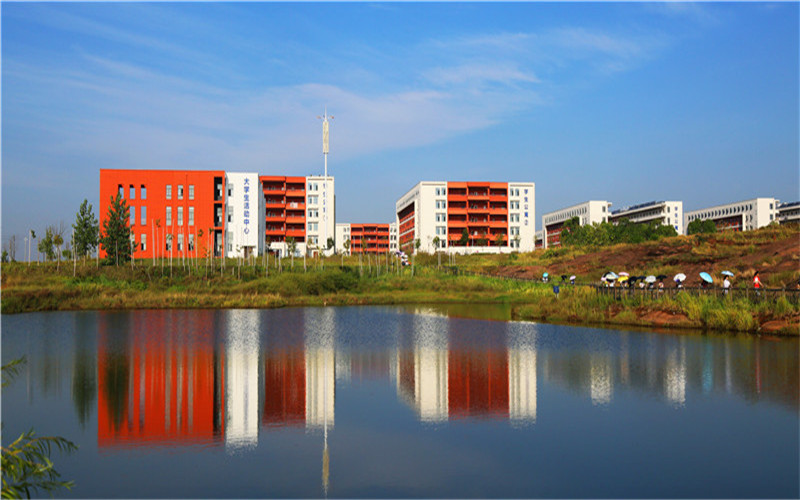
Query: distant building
335 223 392 254
684 198 779 233
395 181 535 254
609 200 683 236
777 201 800 225
541 201 611 249
534 230 544 250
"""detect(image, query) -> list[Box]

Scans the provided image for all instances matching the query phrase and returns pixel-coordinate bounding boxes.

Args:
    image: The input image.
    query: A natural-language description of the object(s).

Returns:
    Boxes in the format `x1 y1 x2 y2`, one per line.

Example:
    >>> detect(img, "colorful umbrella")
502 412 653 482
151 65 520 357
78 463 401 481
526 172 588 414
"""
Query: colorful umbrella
700 272 713 284
619 272 630 277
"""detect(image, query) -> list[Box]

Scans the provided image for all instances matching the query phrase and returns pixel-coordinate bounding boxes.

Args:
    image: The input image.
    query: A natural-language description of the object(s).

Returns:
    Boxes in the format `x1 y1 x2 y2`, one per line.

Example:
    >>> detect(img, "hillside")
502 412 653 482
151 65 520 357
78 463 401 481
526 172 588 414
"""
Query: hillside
457 225 799 289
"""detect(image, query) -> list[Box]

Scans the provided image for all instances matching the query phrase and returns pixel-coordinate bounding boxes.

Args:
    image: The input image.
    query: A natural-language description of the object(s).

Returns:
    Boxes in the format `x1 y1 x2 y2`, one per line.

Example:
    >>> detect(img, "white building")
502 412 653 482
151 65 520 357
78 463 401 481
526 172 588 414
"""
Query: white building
225 172 266 258
389 222 398 252
684 198 779 233
395 181 535 254
777 201 800 225
305 175 335 255
541 200 611 249
610 200 683 235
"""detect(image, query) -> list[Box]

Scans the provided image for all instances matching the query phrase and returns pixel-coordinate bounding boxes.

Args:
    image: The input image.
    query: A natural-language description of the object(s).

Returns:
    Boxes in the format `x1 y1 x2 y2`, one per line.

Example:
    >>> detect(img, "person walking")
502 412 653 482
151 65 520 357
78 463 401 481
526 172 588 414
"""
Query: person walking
723 275 731 295
753 270 762 297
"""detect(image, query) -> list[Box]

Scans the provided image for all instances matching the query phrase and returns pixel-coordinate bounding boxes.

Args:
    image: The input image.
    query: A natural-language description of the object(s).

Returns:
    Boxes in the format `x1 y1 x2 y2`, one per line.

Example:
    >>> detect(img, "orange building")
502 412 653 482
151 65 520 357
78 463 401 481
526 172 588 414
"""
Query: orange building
335 223 391 254
99 169 226 259
261 176 307 246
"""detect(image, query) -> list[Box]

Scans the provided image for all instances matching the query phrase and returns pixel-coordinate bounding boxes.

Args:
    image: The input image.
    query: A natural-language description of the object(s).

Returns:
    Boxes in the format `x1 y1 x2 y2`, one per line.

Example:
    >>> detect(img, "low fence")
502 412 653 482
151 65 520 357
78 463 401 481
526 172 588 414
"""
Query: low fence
444 267 800 304
592 285 800 303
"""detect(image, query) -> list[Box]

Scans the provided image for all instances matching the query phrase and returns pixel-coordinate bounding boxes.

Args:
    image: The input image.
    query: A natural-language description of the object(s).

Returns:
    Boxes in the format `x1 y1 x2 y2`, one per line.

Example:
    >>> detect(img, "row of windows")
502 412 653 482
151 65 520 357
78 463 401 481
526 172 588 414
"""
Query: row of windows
688 204 757 221
435 200 446 209
435 187 447 196
160 206 195 226
133 233 196 252
119 184 147 200
164 184 194 200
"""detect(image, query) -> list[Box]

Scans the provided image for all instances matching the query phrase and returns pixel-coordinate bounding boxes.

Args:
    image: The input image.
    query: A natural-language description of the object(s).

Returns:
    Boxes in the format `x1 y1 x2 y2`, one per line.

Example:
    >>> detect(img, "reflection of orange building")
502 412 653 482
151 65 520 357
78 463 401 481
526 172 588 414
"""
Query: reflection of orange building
398 346 510 420
448 350 509 419
97 311 225 448
263 349 306 427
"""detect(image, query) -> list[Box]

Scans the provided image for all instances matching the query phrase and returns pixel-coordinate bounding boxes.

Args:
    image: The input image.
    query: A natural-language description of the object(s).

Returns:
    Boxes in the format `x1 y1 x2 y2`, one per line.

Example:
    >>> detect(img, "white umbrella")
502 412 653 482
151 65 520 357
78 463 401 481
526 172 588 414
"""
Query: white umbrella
569 275 576 281
674 273 686 282
645 275 656 283
721 270 734 277
619 272 630 277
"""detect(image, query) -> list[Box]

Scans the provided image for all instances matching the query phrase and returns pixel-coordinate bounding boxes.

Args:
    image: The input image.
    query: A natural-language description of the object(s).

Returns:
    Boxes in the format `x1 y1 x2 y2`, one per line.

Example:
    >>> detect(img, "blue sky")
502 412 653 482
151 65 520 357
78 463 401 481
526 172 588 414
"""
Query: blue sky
2 2 798 250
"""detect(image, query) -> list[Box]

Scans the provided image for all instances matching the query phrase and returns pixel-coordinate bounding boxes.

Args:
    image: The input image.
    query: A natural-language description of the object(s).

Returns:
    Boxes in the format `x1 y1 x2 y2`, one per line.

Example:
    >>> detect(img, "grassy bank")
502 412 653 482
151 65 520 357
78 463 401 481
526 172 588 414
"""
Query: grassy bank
1 257 797 335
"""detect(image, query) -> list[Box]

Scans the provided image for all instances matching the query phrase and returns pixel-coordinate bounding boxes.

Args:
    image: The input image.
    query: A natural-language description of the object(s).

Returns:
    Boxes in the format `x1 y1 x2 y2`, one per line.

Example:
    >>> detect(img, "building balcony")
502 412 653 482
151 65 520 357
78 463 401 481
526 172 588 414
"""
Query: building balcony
286 202 306 210
265 214 286 222
265 200 286 207
286 216 305 224
447 194 467 202
266 227 285 235
468 205 490 213
286 228 305 238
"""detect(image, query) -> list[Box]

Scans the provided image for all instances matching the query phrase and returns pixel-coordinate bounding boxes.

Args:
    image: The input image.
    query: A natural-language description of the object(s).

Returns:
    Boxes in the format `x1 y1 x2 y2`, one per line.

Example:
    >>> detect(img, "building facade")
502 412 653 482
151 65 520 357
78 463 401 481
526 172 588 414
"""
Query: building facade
261 175 334 257
100 169 334 260
609 200 683 235
684 198 779 233
334 223 392 254
395 181 535 254
777 201 800 225
99 169 227 260
541 200 611 249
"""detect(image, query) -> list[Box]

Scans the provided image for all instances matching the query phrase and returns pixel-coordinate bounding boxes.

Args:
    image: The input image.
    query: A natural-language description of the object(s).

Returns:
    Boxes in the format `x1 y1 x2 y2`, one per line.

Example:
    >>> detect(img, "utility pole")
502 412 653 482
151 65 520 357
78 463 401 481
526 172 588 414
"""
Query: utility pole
317 109 333 259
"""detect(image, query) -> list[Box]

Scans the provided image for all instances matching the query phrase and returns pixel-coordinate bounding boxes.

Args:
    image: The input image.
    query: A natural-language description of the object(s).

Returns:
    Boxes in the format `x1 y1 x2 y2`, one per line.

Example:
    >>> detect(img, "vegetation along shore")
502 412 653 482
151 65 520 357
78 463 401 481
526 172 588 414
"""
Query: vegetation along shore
1 225 797 335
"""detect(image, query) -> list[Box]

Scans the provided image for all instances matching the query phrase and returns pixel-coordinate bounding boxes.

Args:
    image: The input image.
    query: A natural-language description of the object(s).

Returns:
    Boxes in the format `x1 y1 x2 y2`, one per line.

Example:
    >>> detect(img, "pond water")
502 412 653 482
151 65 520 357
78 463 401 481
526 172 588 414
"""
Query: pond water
2 306 798 498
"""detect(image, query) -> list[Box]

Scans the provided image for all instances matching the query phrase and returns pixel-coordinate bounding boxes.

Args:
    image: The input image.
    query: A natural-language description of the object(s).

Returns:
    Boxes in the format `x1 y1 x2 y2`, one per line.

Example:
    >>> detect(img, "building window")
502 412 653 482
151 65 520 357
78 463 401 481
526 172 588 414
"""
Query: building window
227 206 233 223
178 234 184 252
141 233 147 251
227 186 233 197
511 201 520 210
129 185 135 200
166 207 172 226
188 234 195 251
178 185 184 200
510 226 520 236
178 207 184 226
166 236 172 252
189 185 195 200
166 185 172 200
308 222 319 232
308 195 318 205
436 213 446 222
189 207 195 226
511 214 520 222
141 206 147 226
141 185 147 200
118 184 124 198
130 207 135 226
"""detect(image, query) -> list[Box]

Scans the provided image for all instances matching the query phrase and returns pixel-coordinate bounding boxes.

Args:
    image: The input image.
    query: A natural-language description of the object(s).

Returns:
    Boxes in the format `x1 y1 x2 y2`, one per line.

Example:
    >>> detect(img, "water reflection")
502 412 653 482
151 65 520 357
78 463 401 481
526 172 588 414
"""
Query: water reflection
5 307 794 454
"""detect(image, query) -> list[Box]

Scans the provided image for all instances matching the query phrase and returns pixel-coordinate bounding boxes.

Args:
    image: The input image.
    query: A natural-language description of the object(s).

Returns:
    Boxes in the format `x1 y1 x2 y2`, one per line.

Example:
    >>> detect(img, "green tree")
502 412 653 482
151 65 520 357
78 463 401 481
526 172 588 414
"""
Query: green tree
432 236 441 268
37 227 56 261
687 218 717 235
1 250 8 263
2 359 77 498
327 237 334 252
100 193 132 265
494 233 505 247
459 228 469 247
477 233 488 247
72 200 99 259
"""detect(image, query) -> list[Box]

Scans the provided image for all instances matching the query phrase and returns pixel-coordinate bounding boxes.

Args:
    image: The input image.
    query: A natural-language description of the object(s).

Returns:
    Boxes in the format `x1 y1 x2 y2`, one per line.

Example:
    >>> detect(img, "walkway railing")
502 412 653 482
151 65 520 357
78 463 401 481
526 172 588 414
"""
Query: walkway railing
444 267 800 304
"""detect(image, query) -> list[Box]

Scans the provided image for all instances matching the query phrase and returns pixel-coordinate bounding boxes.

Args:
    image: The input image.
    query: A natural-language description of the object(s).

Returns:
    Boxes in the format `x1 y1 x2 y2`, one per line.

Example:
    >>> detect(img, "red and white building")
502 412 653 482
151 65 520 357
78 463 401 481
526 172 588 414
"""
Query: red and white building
335 222 398 254
395 181 535 254
99 169 333 259
684 198 779 233
541 200 611 249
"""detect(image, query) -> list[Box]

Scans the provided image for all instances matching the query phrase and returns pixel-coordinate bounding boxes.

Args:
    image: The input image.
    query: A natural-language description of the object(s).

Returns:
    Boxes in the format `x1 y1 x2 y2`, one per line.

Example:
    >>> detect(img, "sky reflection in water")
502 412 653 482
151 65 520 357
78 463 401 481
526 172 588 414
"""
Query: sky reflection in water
2 307 797 498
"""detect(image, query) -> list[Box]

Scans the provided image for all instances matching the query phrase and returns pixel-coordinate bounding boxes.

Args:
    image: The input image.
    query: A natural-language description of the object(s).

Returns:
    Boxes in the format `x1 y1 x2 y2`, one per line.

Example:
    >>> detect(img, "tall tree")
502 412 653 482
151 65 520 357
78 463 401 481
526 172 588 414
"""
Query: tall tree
72 200 99 260
37 227 56 261
8 235 17 262
100 194 131 265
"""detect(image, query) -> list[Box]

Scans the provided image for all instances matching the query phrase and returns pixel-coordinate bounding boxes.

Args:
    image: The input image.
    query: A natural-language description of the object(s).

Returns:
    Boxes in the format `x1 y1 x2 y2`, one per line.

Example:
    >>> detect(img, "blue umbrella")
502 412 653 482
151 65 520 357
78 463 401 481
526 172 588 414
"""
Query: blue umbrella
700 272 713 284
721 270 734 277
543 272 549 278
